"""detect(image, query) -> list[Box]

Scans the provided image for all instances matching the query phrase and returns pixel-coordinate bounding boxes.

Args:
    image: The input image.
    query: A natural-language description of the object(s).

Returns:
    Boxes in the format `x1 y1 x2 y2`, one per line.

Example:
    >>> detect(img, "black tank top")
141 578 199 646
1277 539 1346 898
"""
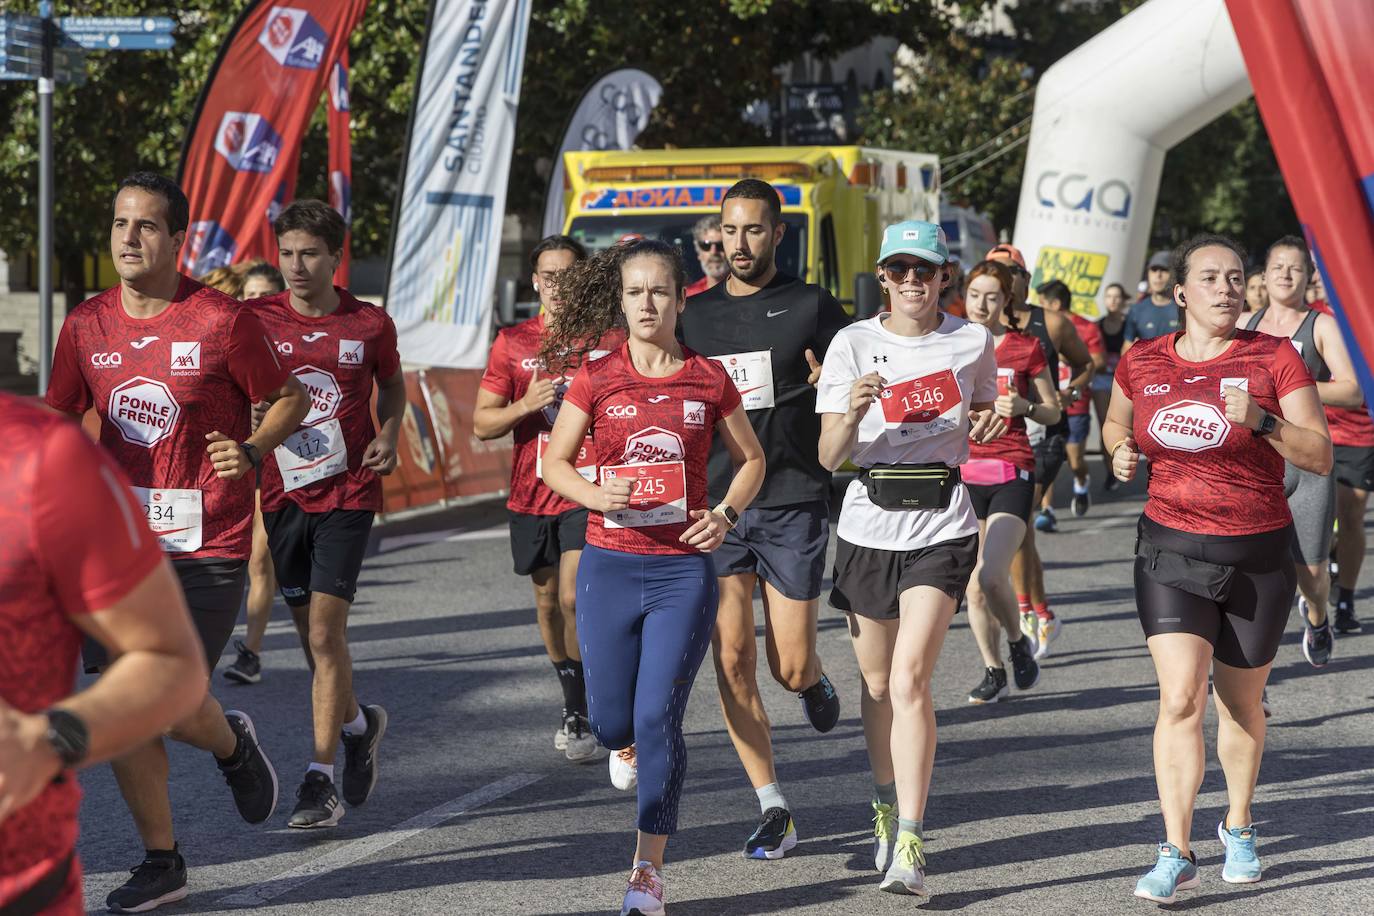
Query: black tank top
1245 306 1330 382
1100 315 1126 356
1020 305 1068 436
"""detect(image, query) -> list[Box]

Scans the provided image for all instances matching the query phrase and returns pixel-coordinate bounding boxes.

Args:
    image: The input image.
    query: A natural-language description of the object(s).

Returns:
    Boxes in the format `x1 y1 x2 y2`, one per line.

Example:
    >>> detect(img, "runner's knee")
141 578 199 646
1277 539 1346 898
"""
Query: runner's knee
713 641 758 694
1157 683 1206 724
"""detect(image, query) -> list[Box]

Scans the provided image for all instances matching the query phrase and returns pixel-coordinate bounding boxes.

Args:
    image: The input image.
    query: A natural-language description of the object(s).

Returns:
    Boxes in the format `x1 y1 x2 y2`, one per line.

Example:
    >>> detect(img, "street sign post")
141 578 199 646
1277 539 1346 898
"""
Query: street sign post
0 3 175 392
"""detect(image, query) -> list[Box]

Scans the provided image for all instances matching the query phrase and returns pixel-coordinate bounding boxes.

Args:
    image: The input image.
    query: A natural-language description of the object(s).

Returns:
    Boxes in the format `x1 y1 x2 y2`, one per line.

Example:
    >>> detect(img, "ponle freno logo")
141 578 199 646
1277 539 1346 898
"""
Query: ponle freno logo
292 365 341 426
170 342 201 376
1148 400 1230 453
108 377 181 448
258 6 327 70
621 426 684 463
214 111 282 174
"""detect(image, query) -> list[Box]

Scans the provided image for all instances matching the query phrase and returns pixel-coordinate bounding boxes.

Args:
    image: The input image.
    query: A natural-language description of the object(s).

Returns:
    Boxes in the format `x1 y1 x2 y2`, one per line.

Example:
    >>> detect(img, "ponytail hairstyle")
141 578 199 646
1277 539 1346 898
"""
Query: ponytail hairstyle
966 259 1019 331
539 238 686 373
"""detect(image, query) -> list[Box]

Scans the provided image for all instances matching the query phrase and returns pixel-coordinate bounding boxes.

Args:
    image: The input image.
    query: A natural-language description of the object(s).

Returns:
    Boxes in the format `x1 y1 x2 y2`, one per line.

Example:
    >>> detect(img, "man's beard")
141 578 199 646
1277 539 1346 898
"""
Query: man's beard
729 248 774 283
703 259 729 281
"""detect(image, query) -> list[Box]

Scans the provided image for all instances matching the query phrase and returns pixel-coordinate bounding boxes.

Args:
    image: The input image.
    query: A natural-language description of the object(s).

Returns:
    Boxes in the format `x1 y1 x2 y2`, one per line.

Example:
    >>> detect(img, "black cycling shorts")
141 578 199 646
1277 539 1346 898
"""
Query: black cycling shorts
966 472 1036 523
263 503 375 607
1134 515 1295 669
1034 433 1067 491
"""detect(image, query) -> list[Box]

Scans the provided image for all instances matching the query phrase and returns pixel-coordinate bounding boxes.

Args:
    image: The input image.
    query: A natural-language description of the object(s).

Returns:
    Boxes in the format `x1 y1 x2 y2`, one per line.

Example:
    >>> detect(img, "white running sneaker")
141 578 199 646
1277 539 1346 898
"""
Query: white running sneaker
563 713 599 763
554 717 568 752
1019 611 1037 642
871 800 897 872
620 861 665 916
1034 615 1062 660
609 744 638 791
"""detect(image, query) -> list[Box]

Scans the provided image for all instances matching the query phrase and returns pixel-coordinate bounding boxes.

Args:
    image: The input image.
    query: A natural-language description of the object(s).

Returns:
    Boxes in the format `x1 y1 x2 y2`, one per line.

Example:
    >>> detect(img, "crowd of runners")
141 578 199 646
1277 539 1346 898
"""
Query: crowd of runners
0 167 1369 916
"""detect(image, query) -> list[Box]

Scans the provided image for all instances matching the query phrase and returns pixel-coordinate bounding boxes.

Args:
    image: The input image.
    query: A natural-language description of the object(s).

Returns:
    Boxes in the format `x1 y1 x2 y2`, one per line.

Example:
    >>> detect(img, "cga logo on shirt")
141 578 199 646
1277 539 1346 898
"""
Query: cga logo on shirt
606 404 638 418
622 426 684 463
91 352 123 368
108 377 181 448
1148 400 1229 453
293 365 341 426
258 6 327 70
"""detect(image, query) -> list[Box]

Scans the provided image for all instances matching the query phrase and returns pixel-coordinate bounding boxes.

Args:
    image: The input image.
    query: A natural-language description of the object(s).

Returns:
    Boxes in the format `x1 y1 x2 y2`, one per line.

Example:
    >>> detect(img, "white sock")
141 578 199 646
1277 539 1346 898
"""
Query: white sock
342 709 367 736
1073 478 1090 494
756 782 788 814
307 762 334 780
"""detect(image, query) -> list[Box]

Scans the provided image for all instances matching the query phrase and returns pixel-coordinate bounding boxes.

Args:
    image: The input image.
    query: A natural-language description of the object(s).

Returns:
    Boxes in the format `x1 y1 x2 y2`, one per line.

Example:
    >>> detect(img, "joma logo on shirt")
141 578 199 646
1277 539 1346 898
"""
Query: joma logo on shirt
170 342 201 375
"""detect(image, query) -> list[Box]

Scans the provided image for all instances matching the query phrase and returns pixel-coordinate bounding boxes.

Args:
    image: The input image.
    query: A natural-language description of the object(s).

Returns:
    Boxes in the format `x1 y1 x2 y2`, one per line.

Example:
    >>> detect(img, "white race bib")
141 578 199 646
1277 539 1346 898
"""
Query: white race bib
537 431 597 483
132 486 203 553
711 350 775 410
274 418 348 492
600 461 688 528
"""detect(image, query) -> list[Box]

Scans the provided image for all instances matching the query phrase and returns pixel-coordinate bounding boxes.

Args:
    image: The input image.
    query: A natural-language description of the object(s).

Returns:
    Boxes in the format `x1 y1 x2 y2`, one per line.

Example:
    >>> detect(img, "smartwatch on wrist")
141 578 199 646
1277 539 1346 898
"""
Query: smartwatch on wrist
1254 412 1277 438
714 503 740 529
44 709 89 768
241 442 261 469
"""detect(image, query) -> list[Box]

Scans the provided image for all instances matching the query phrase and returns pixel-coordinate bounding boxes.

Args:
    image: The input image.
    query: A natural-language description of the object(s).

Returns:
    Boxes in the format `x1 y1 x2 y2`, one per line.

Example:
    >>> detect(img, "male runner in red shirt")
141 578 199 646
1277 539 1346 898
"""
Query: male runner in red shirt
46 172 310 912
0 393 207 916
254 199 403 827
1037 279 1107 518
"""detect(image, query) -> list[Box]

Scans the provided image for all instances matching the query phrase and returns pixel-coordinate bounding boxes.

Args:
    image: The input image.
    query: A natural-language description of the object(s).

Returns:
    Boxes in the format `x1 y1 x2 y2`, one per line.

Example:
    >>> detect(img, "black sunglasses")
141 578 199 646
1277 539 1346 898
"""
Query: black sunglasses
697 240 724 253
881 260 941 283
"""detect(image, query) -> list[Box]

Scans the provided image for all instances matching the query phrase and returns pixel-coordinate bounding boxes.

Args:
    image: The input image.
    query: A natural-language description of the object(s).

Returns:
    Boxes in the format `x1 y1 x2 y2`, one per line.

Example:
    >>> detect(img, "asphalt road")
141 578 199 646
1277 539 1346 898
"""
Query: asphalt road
74 468 1374 915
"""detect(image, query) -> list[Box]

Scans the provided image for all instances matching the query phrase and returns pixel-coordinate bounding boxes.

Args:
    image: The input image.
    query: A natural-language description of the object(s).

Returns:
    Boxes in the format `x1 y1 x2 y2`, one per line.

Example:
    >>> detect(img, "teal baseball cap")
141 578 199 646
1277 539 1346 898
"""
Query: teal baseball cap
878 220 949 265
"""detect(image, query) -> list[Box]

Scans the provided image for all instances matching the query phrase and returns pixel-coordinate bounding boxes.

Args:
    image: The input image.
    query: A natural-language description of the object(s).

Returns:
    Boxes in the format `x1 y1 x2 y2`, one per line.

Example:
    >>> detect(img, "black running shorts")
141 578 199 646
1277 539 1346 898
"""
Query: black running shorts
713 501 830 601
1134 515 1295 668
508 507 589 576
1033 433 1067 491
263 503 375 608
83 557 247 673
1333 445 1374 491
829 534 979 620
966 473 1036 523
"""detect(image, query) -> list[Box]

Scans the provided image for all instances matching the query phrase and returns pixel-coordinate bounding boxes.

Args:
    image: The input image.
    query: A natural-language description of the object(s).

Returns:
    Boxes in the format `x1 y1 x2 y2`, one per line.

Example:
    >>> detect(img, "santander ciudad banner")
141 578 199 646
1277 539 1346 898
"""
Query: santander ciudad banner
178 2 369 277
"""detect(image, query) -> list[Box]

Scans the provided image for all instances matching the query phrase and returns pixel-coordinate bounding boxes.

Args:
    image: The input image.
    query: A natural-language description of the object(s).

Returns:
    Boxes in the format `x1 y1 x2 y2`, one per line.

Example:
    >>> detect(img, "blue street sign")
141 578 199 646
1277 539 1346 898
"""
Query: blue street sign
58 16 174 34
63 32 175 51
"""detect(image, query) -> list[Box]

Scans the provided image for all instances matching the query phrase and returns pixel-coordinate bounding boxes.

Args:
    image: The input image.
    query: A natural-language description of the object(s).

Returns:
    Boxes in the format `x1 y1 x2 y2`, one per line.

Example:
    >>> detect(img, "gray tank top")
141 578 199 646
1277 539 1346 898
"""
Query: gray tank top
1245 306 1330 382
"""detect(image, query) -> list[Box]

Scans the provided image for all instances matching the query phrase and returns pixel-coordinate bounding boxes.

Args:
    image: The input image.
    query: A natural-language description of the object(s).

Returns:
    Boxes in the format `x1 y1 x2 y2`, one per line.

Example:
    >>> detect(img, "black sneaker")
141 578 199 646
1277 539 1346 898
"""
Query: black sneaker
341 704 388 807
798 673 840 733
217 710 279 824
288 770 345 828
744 806 798 860
1334 601 1363 634
968 666 1009 704
1071 489 1091 517
105 848 187 913
1302 615 1334 668
1008 635 1041 690
223 639 262 685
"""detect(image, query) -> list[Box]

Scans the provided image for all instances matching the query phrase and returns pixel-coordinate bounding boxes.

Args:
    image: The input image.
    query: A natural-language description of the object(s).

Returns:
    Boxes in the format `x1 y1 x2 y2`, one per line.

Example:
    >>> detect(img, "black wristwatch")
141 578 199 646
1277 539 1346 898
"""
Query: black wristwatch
1253 412 1277 438
240 441 261 469
715 503 740 529
44 709 89 768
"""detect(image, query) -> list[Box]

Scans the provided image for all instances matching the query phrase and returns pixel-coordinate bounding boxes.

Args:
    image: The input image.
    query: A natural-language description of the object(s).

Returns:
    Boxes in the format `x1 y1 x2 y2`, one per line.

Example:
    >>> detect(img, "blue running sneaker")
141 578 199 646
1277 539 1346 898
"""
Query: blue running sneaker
1034 506 1058 533
1133 843 1199 903
1217 822 1262 883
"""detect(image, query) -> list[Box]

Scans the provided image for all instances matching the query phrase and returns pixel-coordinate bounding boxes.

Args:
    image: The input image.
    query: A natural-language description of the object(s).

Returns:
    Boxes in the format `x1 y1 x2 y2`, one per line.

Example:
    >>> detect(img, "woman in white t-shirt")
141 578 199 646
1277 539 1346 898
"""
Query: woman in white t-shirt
817 220 1004 899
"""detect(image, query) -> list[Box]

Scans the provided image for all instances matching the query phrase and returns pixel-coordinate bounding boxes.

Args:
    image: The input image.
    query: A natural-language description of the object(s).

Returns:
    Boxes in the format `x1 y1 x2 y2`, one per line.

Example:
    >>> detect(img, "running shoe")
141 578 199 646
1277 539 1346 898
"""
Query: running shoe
872 800 897 873
1008 635 1040 690
1217 821 1262 883
798 673 841 733
554 715 568 752
288 770 345 828
1334 600 1363 634
1019 611 1038 643
1133 843 1199 903
1034 615 1062 660
341 703 388 807
1034 506 1058 533
968 666 1009 704
105 848 188 914
610 745 638 791
620 861 665 916
879 831 927 897
744 806 797 860
1071 487 1091 518
563 712 599 764
217 710 278 824
1261 688 1273 719
223 639 262 685
1301 605 1334 668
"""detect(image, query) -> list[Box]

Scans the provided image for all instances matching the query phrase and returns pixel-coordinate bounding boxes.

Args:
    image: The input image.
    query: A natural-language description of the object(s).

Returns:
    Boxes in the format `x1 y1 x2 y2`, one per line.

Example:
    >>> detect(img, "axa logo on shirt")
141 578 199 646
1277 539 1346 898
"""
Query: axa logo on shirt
622 426 684 463
215 111 282 174
338 339 365 367
170 342 201 376
108 377 181 448
683 400 706 427
258 6 327 69
183 221 237 277
606 404 639 418
293 365 341 425
1148 400 1229 453
1143 384 1171 396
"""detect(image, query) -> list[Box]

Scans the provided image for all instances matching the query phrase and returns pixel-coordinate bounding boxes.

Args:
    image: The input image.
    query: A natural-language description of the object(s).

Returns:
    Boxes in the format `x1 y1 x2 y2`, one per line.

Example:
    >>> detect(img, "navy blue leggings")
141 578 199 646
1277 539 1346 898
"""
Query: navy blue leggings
576 544 718 835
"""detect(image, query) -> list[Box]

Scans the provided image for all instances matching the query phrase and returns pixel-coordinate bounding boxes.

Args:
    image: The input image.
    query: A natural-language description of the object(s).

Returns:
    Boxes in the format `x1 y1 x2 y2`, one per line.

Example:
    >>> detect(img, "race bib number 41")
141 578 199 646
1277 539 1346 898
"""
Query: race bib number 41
711 350 774 410
600 461 688 528
275 418 348 492
879 369 964 443
131 486 203 553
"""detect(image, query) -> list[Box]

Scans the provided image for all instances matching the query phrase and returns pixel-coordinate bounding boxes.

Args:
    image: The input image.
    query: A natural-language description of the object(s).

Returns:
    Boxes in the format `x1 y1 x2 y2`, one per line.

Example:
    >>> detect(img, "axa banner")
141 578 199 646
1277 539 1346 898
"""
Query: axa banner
541 68 663 238
1228 0 1374 406
328 50 353 285
385 0 533 369
178 2 369 277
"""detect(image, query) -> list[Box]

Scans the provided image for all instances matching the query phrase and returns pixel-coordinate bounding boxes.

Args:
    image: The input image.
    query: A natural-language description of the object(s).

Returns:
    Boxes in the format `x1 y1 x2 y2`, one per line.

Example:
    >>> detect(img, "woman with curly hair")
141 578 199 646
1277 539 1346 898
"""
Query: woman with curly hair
541 238 765 916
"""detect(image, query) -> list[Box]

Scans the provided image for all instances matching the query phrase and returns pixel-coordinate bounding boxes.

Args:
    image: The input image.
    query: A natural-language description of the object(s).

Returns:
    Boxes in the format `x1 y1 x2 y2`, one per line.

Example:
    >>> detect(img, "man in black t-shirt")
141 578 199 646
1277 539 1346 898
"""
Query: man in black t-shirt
679 178 850 861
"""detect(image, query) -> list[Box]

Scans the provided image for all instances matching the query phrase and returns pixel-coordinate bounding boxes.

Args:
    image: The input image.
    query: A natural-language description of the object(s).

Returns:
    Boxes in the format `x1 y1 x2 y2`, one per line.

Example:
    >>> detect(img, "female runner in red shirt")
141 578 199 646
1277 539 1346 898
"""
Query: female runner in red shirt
1103 234 1330 903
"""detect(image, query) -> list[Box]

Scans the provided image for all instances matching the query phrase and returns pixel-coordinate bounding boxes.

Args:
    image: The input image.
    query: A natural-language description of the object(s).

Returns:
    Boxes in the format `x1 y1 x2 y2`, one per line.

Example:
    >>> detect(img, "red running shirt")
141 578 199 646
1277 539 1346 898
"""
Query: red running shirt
1066 313 1104 417
0 394 165 915
563 343 741 555
968 329 1046 473
1116 331 1313 535
1310 301 1374 446
45 277 289 560
479 315 622 516
253 289 402 513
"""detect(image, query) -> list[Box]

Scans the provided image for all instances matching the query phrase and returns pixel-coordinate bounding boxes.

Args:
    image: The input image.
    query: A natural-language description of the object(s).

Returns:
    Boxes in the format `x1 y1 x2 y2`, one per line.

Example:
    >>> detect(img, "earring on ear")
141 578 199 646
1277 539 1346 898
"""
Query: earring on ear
534 284 540 293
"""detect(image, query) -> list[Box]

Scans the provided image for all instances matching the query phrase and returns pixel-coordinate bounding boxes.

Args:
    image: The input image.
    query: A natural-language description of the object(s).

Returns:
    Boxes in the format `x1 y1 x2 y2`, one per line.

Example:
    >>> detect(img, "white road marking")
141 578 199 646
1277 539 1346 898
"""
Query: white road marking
378 526 507 553
218 773 544 906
